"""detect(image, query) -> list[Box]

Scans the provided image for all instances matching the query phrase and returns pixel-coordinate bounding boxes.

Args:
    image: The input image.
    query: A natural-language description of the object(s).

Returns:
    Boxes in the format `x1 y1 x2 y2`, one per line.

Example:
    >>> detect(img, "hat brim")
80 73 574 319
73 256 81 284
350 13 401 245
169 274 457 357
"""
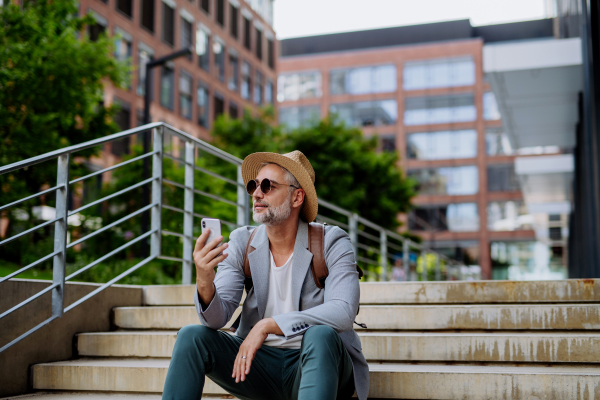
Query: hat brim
242 152 318 222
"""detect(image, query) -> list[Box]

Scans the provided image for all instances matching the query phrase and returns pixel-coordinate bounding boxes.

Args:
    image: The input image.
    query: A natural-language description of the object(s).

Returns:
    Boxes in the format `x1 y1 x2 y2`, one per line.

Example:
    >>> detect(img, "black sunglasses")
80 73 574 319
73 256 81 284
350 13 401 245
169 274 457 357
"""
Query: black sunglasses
246 178 299 195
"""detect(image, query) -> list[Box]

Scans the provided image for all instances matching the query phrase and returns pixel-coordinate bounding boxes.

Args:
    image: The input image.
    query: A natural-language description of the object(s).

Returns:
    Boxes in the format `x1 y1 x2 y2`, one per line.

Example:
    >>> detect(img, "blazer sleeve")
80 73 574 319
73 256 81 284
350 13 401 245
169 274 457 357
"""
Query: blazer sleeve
194 227 248 329
272 225 360 338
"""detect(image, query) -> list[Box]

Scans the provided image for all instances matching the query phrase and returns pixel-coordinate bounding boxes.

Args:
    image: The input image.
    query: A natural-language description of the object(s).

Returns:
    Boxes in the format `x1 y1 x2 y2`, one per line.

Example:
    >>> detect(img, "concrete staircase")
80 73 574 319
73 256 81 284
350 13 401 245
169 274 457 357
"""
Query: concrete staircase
13 280 600 399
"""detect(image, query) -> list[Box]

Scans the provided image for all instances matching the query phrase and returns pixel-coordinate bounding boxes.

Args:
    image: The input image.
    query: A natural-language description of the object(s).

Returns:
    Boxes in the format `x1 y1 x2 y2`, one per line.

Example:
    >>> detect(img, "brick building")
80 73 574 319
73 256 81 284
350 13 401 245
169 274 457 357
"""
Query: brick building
277 19 567 280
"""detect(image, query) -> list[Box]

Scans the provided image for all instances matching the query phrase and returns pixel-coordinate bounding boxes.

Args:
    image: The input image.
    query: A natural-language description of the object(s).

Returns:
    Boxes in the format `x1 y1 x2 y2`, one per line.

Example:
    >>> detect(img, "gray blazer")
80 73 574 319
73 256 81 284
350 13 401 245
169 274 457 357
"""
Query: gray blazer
194 220 369 400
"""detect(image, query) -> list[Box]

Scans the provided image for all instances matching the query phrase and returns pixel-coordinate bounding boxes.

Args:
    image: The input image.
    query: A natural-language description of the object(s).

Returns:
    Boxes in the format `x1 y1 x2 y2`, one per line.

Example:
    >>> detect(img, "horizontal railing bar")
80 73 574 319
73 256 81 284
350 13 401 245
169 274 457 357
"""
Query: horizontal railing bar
162 178 186 190
0 217 61 248
0 184 64 213
318 198 353 217
162 179 239 208
356 256 380 267
386 241 404 253
162 230 185 238
65 229 156 281
357 229 380 243
64 255 155 313
0 250 61 284
192 212 240 228
356 215 384 231
69 177 156 216
163 125 243 166
162 204 185 213
158 255 184 262
194 165 241 187
0 315 59 355
163 152 190 165
69 151 158 185
0 123 162 175
315 214 349 229
356 242 381 255
0 282 60 321
67 203 156 249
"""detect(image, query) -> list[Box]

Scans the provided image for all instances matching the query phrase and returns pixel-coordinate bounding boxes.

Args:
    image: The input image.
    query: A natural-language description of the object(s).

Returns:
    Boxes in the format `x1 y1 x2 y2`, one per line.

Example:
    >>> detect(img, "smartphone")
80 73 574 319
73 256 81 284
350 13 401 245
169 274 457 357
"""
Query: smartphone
201 218 222 253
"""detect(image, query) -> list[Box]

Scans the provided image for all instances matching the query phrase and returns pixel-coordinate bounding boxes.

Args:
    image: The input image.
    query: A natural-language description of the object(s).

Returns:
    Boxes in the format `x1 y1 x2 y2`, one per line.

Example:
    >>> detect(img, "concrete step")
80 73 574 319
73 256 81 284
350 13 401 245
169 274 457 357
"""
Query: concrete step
77 330 600 363
0 393 163 400
114 304 600 331
142 279 600 306
32 358 600 399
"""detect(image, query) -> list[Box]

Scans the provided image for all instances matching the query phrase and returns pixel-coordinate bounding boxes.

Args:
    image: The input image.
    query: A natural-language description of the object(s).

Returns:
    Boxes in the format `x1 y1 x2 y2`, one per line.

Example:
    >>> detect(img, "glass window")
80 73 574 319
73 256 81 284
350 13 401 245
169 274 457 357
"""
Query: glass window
137 46 154 96
230 4 238 38
241 61 252 100
382 136 396 152
488 201 532 231
486 129 514 156
114 34 132 89
330 100 397 127
201 0 209 13
265 79 274 104
216 0 224 26
141 0 154 32
277 71 322 102
484 92 501 120
196 28 210 72
410 203 480 232
162 2 175 46
408 166 479 195
181 18 193 60
404 93 476 126
243 17 251 50
228 53 239 92
403 57 475 90
267 38 274 70
488 164 520 192
213 40 225 82
214 93 224 120
407 129 477 160
254 71 263 104
197 83 209 127
229 102 239 118
279 106 320 130
330 64 396 95
160 65 174 110
255 28 262 60
179 71 193 120
117 0 133 17
88 15 107 42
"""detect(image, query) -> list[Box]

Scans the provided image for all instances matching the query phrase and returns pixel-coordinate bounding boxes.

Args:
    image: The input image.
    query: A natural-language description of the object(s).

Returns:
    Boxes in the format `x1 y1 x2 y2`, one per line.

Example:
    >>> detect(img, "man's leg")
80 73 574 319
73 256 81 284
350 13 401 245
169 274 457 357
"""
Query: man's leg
162 324 287 400
289 325 355 400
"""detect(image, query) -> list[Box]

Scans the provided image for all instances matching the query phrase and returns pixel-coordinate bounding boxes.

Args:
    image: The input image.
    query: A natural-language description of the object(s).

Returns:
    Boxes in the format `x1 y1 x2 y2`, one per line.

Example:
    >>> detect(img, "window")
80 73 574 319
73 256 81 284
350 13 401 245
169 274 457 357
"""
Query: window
330 65 396 95
549 227 562 240
114 31 132 89
213 39 225 82
228 52 239 91
254 71 263 104
255 27 262 60
487 165 520 192
486 129 514 156
403 57 475 90
141 0 155 32
197 83 209 127
484 92 501 120
279 106 320 129
243 16 251 50
196 27 210 71
180 16 193 60
201 0 209 13
408 166 479 195
88 14 107 42
382 136 396 152
117 0 133 18
330 100 397 127
214 93 225 120
404 94 476 126
267 38 274 70
410 203 479 232
160 64 175 110
229 102 239 118
179 72 193 120
112 100 131 156
277 71 322 102
265 79 274 104
216 0 224 26
230 3 238 38
162 2 175 46
137 45 154 96
407 130 477 160
241 61 251 100
487 201 531 231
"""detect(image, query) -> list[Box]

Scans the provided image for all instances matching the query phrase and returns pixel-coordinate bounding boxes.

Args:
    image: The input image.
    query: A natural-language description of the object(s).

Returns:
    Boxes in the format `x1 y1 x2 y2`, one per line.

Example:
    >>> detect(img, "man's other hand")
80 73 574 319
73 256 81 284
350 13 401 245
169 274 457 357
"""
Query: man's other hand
232 318 283 383
194 229 228 305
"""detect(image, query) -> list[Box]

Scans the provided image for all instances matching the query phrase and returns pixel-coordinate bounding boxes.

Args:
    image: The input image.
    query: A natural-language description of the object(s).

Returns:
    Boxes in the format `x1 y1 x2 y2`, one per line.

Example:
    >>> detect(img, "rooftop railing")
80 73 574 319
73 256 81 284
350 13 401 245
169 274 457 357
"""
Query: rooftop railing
0 123 465 354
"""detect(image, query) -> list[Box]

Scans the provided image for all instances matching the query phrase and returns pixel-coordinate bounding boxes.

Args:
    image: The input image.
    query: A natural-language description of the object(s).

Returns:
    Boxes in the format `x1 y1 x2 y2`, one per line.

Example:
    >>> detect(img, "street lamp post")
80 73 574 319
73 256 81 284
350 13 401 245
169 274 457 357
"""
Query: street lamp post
140 47 192 258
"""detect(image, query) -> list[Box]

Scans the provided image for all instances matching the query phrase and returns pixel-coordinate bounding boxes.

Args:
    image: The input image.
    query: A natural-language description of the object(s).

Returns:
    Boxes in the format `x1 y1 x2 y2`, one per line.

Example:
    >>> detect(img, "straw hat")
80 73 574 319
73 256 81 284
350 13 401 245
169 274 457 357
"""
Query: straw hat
242 150 318 222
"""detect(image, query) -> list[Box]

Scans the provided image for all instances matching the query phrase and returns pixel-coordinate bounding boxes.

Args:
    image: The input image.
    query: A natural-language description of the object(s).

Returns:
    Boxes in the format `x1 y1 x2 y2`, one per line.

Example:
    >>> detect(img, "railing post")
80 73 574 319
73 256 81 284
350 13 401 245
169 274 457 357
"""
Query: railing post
182 140 195 284
150 127 163 260
403 239 410 281
237 166 250 227
435 253 442 281
52 153 70 318
349 213 358 260
380 230 387 281
421 249 428 282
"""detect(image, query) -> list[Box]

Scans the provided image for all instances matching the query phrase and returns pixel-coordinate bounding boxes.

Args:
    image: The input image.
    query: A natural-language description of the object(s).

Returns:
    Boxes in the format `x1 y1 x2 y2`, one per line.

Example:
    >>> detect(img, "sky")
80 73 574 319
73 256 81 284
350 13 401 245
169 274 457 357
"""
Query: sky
273 0 548 39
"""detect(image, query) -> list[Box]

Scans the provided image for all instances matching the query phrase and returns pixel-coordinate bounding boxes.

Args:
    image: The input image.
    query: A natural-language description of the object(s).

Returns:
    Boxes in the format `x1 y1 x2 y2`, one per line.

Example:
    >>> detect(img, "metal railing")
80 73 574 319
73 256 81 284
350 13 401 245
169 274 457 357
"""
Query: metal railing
0 122 465 354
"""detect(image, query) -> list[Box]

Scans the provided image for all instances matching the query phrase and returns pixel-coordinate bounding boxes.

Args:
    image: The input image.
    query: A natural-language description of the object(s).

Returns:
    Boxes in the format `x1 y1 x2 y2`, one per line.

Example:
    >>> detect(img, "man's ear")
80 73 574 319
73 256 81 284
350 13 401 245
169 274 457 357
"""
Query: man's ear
292 189 305 209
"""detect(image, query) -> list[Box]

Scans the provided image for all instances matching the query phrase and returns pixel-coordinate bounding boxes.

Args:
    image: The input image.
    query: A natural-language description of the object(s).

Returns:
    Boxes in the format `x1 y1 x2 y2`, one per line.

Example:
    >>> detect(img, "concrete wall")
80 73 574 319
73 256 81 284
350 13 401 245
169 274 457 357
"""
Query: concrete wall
0 279 143 397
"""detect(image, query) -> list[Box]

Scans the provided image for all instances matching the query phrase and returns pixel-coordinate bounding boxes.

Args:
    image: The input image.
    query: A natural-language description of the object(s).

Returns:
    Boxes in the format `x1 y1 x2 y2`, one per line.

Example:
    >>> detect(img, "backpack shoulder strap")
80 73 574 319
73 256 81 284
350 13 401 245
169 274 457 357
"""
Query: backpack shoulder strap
308 222 328 289
242 228 260 278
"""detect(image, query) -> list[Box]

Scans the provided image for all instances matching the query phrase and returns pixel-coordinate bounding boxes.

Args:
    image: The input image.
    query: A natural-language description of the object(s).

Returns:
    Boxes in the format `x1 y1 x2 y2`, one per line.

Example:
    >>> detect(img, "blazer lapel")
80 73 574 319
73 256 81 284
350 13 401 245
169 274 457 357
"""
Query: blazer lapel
248 225 270 319
291 220 312 311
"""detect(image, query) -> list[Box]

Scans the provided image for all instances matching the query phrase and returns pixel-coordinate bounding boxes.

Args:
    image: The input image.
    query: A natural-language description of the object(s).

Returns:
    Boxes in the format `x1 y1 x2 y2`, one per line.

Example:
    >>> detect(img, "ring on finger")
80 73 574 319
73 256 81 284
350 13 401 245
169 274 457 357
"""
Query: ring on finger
241 356 247 359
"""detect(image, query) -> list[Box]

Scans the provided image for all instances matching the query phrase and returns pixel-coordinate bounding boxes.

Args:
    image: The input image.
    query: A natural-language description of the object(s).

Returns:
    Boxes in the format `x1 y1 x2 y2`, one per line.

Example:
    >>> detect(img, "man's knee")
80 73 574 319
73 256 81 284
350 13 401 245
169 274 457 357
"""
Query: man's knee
301 325 341 350
174 324 215 352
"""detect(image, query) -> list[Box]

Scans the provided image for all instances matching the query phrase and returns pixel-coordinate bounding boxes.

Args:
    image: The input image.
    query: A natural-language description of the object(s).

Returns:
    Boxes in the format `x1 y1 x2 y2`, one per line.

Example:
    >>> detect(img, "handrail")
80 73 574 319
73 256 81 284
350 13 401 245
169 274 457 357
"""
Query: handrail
0 122 467 355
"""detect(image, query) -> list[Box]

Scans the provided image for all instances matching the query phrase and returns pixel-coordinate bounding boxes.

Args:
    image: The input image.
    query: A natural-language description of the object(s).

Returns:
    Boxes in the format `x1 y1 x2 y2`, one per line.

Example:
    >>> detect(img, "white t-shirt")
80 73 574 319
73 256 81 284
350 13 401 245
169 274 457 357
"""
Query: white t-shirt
263 251 303 349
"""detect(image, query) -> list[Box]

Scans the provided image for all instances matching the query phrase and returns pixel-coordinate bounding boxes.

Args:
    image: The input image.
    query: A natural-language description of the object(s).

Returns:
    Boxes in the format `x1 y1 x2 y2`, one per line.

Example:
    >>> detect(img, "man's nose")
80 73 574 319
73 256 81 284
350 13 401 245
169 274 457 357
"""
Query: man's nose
252 185 263 199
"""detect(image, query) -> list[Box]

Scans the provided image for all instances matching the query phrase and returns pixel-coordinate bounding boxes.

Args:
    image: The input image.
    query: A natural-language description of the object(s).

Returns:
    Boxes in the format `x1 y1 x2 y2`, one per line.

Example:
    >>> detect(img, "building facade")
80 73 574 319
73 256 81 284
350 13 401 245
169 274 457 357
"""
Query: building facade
278 20 567 280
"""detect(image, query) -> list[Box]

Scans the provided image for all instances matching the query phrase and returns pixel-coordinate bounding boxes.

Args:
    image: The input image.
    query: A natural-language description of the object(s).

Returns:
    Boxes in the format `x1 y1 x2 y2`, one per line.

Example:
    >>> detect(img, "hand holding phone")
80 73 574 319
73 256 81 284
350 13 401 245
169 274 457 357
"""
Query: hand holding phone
194 219 228 296
201 218 222 253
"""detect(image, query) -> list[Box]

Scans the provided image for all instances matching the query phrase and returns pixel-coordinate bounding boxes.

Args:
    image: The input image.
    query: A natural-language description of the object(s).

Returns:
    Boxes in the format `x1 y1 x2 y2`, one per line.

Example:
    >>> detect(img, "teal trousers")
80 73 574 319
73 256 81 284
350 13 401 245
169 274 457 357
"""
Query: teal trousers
162 324 355 400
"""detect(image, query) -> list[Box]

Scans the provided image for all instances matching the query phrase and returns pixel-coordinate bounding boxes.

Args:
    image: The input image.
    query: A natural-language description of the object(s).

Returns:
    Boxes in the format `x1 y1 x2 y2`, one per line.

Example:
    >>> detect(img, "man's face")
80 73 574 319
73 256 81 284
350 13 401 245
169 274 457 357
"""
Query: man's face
252 164 294 226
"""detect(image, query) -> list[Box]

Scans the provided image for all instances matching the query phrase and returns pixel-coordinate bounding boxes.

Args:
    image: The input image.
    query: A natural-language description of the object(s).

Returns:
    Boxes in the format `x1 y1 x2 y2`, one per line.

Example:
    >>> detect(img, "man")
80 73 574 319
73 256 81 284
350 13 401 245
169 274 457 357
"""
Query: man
162 151 369 400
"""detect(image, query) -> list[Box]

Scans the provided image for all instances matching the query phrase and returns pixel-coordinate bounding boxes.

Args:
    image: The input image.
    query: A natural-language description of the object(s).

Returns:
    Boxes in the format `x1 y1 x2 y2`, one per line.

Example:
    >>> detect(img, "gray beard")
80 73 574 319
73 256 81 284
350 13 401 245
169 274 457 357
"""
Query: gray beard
252 198 292 226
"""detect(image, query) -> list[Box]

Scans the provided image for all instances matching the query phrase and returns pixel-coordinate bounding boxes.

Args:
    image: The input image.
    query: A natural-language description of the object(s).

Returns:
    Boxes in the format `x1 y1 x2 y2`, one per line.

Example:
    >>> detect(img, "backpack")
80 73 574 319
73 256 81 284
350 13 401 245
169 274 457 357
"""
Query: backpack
229 222 366 332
